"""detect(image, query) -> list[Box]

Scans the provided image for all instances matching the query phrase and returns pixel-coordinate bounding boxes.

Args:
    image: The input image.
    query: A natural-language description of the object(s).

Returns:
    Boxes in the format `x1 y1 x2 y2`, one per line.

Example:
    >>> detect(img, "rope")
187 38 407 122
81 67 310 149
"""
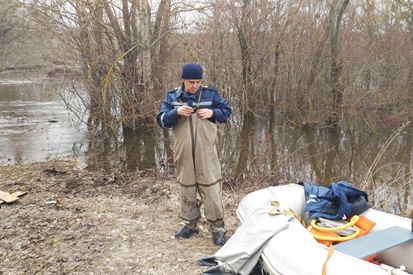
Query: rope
268 201 306 227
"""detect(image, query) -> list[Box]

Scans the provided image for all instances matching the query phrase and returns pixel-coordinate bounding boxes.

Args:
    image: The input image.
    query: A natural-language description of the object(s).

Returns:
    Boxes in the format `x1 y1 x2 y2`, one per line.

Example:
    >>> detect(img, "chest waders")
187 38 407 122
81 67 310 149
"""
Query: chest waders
173 114 225 232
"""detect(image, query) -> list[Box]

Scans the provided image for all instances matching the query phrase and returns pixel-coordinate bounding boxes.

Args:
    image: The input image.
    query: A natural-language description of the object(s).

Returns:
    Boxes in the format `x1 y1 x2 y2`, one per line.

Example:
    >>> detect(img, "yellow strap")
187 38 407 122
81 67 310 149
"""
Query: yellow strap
268 201 280 214
322 245 334 275
268 201 306 227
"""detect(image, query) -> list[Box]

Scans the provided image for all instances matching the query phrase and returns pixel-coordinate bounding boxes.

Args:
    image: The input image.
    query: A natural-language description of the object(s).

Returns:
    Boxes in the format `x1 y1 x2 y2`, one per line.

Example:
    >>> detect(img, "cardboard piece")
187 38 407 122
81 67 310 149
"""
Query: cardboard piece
0 191 27 204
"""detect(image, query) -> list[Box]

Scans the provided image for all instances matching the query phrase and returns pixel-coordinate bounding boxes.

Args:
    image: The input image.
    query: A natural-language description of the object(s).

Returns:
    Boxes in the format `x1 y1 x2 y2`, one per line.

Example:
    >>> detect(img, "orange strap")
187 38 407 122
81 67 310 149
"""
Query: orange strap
322 245 334 275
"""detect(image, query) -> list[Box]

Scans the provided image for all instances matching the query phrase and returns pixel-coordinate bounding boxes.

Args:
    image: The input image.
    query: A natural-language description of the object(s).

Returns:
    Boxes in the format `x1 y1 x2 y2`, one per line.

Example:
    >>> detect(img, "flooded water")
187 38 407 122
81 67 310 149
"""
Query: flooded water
0 71 88 165
0 71 412 216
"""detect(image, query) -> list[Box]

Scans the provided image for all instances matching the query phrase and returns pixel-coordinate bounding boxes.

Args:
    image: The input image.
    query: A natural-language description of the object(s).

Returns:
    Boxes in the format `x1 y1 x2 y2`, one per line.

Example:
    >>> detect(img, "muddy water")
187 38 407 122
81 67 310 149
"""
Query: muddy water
0 72 88 165
0 71 412 216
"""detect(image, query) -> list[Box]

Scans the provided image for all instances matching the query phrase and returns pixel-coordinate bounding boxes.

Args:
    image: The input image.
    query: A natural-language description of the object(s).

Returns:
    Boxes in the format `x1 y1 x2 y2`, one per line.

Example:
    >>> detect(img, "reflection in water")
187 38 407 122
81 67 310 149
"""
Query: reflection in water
220 116 412 216
0 77 88 164
235 112 255 177
0 74 411 216
123 126 156 170
84 126 157 173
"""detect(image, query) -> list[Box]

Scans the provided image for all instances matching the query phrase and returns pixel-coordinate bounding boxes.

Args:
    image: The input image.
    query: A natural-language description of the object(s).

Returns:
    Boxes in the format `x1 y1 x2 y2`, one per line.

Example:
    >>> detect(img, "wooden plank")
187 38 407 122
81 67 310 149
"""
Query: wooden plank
334 226 413 259
0 191 27 204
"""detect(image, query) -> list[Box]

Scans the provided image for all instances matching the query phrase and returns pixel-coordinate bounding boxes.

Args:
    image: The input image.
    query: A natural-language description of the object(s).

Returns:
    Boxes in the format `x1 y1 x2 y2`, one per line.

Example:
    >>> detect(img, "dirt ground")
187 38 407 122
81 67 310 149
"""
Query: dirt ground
0 159 250 275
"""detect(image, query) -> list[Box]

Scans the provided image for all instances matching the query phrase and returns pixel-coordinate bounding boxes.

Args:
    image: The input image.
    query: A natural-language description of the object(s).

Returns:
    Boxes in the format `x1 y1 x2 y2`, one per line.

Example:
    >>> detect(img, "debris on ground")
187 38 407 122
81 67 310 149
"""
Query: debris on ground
0 190 27 204
0 159 244 274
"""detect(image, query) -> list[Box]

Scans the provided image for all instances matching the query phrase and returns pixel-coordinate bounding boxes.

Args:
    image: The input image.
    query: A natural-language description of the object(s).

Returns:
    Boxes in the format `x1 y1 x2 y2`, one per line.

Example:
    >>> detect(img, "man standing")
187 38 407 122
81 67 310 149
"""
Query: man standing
157 62 232 246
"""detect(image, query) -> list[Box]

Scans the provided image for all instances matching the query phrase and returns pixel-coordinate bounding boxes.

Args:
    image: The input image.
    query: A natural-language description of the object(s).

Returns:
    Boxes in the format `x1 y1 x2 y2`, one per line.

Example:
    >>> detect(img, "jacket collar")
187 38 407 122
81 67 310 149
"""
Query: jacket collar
177 83 201 98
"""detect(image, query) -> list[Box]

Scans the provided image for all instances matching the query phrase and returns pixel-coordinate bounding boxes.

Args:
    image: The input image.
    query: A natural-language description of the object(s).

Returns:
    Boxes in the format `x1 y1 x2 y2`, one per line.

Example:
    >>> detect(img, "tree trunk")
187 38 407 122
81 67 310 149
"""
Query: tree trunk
152 0 171 93
139 0 153 121
329 0 350 126
238 0 253 113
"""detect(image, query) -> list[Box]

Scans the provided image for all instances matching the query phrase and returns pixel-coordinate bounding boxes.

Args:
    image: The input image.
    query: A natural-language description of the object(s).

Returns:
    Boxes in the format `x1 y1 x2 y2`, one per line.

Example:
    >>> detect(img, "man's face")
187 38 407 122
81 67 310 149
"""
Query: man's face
183 79 201 94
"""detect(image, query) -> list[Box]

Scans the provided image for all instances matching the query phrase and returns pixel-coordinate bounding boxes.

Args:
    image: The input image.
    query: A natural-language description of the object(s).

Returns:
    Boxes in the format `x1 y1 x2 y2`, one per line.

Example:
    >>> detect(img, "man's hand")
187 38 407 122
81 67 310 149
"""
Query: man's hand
177 106 194 116
196 109 213 120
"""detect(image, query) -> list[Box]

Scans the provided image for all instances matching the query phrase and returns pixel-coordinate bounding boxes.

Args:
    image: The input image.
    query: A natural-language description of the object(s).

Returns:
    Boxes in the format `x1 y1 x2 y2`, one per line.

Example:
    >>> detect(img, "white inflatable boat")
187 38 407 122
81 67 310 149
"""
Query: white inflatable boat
236 184 413 275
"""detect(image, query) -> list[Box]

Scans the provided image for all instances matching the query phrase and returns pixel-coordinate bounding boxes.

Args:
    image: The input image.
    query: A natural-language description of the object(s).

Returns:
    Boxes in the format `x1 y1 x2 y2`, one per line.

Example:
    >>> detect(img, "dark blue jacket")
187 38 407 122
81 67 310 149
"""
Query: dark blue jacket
300 181 370 220
157 84 231 128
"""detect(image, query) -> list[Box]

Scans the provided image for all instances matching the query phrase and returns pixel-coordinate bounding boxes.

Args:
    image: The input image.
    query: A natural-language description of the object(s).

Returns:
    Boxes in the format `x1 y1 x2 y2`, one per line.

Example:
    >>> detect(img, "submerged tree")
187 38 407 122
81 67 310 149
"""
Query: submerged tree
25 0 172 129
328 0 350 126
3 0 412 131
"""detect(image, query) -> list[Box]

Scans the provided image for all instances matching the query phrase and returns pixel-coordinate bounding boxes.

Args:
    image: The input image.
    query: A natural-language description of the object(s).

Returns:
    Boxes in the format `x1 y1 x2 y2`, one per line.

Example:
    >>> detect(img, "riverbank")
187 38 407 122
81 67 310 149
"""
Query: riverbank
0 159 244 274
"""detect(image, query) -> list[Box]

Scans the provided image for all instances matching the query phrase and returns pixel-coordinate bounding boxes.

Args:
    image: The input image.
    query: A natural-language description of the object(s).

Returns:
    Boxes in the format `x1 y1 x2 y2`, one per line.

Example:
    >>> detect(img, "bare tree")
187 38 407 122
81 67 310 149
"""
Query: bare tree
3 0 412 131
397 0 413 96
328 0 350 125
0 1 47 68
23 0 173 129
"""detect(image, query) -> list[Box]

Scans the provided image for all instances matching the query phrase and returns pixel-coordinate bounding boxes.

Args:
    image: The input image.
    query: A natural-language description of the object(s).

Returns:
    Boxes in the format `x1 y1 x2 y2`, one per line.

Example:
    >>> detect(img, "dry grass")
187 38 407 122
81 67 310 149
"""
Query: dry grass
0 159 243 274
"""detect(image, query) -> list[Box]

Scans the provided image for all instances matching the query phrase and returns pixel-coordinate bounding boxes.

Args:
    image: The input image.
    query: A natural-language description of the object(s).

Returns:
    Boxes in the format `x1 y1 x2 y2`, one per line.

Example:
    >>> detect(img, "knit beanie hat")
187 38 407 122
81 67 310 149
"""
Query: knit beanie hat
181 63 203 79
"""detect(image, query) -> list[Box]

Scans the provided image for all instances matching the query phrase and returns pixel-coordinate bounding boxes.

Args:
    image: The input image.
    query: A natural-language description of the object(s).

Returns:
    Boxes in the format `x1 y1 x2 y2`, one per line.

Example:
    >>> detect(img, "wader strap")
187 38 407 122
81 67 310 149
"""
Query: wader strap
189 115 196 175
179 88 203 175
177 88 203 111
